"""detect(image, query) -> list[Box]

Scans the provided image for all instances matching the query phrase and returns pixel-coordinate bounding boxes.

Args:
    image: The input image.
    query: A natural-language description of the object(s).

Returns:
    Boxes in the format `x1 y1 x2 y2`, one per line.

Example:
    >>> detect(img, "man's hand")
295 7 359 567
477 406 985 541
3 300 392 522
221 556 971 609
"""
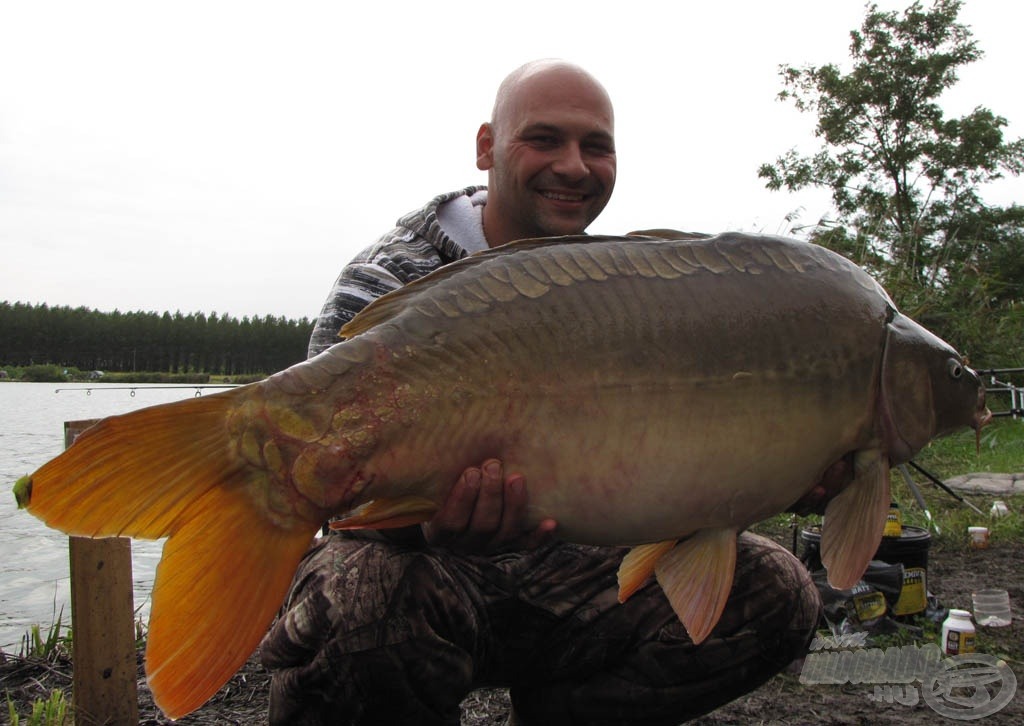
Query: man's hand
788 454 856 516
422 459 558 553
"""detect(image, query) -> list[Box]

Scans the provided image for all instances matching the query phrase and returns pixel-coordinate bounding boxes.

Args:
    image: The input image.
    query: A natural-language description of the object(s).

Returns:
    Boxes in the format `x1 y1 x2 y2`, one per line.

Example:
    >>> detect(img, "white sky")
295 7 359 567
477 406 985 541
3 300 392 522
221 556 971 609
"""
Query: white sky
1 0 1021 322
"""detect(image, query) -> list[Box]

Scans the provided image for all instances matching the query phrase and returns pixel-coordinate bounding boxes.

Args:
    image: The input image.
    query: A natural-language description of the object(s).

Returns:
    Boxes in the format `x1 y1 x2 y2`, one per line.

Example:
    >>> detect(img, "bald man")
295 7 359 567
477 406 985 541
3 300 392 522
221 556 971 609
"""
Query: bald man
261 61 821 726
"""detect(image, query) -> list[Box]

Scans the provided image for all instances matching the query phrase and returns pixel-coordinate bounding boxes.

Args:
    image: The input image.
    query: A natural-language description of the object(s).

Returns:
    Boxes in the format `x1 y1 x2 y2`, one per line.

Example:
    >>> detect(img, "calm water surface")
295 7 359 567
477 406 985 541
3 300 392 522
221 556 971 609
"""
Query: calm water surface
0 382 228 650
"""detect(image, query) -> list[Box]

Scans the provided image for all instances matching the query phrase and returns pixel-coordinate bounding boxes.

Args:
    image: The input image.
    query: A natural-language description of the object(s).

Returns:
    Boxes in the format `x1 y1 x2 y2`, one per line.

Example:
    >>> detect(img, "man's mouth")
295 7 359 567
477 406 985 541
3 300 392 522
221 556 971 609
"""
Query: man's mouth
539 190 586 203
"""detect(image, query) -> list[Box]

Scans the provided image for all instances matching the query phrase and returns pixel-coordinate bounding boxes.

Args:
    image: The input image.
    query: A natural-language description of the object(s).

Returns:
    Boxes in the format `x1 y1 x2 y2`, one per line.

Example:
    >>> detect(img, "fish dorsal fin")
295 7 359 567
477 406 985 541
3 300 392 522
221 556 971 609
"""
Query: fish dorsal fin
655 528 738 644
337 234 635 339
627 228 711 241
820 448 891 590
617 539 678 603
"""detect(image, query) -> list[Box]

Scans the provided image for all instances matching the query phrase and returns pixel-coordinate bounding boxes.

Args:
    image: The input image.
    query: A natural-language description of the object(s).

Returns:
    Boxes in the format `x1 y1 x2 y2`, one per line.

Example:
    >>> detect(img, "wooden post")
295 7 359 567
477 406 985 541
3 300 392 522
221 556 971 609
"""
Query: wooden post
66 419 140 726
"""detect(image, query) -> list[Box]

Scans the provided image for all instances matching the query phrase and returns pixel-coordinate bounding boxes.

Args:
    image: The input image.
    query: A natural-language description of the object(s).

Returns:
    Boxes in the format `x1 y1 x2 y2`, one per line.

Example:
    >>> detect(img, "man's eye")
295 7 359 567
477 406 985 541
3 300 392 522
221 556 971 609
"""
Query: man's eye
584 142 615 155
529 136 559 147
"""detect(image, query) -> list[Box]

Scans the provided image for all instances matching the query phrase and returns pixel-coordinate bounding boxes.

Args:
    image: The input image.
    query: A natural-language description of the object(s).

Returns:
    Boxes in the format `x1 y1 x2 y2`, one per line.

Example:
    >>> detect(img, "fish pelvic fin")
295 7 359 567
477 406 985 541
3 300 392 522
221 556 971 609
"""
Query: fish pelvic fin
820 448 890 590
329 495 439 531
617 539 678 603
655 528 738 645
146 484 315 718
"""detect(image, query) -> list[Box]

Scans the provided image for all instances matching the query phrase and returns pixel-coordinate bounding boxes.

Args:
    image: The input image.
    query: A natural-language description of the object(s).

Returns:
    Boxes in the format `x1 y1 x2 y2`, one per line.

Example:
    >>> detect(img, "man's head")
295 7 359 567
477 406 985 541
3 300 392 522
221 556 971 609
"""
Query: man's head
477 60 616 247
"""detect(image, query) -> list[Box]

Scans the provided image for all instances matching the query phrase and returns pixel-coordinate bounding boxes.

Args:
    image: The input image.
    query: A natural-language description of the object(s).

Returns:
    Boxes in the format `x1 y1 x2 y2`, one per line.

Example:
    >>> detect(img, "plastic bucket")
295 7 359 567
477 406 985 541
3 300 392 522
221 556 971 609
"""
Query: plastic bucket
801 525 931 616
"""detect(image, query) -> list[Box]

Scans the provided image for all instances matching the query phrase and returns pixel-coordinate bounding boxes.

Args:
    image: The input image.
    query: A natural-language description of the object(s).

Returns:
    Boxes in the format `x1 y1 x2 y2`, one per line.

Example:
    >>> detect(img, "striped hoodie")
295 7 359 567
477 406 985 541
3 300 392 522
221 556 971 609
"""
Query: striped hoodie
308 186 487 358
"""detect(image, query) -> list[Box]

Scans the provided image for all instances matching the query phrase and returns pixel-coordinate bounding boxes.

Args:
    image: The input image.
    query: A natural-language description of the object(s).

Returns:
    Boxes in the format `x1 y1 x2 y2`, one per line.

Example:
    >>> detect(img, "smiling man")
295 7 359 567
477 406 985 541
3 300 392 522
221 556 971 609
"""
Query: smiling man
261 60 823 726
477 61 616 244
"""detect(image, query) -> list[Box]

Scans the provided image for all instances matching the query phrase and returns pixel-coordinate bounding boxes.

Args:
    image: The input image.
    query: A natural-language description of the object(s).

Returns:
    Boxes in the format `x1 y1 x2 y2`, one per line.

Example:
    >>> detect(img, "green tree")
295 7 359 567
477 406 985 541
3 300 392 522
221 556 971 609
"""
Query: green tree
759 0 1024 293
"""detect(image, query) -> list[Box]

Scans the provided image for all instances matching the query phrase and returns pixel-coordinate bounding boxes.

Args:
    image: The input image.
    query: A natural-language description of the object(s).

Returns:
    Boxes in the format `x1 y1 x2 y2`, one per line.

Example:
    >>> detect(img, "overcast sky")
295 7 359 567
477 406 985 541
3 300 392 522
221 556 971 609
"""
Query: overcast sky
1 0 1021 322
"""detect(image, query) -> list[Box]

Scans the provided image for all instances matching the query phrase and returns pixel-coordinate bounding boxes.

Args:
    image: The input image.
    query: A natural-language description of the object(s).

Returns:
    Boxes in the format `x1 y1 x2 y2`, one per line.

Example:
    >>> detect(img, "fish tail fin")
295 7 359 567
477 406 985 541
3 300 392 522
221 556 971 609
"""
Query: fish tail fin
17 392 251 537
146 485 314 718
15 391 319 718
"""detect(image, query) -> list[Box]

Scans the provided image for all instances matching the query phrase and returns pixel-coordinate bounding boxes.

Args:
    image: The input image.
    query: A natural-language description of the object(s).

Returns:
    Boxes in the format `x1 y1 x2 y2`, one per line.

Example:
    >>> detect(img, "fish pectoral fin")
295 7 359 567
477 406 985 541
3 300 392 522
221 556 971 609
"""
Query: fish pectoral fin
617 540 678 603
329 496 439 531
654 528 738 645
146 484 316 719
820 448 891 590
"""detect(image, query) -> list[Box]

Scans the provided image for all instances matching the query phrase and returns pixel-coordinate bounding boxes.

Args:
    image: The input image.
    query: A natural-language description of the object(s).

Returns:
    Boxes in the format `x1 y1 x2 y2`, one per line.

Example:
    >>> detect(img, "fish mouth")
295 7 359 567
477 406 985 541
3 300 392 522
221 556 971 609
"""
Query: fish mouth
973 408 993 453
972 385 992 452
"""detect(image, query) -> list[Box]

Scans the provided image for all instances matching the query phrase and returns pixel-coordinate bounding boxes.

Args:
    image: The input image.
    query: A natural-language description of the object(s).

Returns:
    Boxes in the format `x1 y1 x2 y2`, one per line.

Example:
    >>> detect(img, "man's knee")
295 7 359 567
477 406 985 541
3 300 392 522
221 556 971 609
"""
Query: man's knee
733 532 821 655
262 536 480 725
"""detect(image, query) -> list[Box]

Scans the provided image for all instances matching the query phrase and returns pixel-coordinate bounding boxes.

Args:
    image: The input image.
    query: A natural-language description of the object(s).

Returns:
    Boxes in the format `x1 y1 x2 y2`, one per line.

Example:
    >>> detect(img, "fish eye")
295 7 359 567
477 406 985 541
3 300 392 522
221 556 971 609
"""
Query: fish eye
947 359 963 379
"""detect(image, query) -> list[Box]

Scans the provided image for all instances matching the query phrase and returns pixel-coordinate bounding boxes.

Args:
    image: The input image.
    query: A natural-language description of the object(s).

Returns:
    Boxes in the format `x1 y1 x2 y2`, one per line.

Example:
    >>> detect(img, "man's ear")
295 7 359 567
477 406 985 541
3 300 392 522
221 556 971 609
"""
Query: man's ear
476 123 495 171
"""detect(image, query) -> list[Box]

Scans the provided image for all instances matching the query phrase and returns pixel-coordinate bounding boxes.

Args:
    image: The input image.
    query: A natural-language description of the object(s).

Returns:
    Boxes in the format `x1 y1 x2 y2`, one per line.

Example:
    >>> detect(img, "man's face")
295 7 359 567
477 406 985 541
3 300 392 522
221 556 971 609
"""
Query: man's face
477 67 616 245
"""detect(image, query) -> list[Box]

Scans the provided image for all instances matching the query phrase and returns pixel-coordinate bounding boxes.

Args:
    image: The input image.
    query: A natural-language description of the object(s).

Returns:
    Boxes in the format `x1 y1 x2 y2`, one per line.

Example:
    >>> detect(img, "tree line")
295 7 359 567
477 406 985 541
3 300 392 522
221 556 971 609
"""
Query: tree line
759 0 1023 366
0 301 315 376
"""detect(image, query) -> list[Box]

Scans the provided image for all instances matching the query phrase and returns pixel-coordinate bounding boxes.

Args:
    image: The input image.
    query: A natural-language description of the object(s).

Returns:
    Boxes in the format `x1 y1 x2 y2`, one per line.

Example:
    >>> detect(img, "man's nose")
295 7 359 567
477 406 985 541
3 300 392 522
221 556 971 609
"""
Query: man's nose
551 142 589 181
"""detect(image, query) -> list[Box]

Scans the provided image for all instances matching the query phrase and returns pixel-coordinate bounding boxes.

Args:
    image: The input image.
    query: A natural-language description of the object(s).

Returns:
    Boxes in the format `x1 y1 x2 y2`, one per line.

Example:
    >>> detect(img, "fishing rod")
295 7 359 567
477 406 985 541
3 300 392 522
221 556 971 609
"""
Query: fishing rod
906 459 986 516
55 385 240 398
896 464 939 534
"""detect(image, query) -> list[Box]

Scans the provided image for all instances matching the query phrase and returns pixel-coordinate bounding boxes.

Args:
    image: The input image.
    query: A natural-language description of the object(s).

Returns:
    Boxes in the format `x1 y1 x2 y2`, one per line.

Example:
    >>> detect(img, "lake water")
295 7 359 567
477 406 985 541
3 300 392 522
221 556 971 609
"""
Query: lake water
0 382 232 651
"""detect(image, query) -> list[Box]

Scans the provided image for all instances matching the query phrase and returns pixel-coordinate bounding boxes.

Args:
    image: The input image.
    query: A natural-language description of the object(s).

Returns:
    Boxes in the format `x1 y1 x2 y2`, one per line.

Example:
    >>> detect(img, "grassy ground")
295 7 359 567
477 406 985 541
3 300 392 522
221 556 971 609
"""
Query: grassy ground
916 414 1024 476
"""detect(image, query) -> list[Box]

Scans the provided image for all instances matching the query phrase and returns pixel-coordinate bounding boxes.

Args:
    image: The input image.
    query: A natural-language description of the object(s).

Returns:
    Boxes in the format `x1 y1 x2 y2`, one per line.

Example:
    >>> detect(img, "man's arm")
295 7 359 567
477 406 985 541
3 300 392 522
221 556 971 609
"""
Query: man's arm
308 258 406 358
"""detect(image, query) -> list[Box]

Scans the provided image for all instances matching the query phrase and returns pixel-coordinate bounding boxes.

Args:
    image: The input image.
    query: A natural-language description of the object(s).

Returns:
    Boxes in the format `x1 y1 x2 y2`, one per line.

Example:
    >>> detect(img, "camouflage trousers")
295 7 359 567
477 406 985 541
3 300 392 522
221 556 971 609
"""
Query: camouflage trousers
260 532 820 726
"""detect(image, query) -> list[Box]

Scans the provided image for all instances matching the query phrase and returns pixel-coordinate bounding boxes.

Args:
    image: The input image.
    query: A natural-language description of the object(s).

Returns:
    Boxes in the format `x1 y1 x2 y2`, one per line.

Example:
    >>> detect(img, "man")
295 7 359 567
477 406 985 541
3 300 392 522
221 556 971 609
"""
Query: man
261 60 825 726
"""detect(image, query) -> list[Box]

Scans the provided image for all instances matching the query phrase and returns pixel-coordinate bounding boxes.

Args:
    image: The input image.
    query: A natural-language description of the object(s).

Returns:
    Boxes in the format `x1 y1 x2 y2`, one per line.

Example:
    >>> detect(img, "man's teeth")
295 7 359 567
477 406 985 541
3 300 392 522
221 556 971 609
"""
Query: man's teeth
541 191 584 201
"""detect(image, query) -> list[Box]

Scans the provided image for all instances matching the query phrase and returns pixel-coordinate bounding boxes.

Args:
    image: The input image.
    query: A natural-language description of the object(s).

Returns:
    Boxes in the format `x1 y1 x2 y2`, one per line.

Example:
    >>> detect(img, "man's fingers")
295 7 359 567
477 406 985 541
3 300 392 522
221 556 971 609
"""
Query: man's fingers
424 459 559 553
515 518 558 551
468 459 505 535
423 467 480 544
492 474 527 545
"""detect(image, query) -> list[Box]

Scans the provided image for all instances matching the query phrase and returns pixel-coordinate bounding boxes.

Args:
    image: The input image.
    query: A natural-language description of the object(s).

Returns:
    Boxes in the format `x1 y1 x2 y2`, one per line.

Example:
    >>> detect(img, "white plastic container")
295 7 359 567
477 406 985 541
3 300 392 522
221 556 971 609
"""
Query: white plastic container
941 609 976 655
973 589 1012 627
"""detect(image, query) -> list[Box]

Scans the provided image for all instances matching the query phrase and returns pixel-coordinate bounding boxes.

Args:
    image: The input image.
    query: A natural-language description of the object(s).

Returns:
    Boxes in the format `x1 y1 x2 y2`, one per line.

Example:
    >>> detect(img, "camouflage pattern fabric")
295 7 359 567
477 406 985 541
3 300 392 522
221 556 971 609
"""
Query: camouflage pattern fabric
260 531 820 725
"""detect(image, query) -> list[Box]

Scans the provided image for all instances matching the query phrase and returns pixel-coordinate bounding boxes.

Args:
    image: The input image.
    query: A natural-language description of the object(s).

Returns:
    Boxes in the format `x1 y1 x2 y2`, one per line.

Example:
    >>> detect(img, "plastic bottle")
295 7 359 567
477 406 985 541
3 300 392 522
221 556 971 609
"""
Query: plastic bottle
883 501 902 537
941 609 976 656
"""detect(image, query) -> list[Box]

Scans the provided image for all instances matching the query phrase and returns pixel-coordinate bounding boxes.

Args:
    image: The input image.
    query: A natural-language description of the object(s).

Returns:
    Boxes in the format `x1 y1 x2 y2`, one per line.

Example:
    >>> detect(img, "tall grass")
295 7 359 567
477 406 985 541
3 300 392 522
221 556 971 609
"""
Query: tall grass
6 690 69 726
18 609 68 661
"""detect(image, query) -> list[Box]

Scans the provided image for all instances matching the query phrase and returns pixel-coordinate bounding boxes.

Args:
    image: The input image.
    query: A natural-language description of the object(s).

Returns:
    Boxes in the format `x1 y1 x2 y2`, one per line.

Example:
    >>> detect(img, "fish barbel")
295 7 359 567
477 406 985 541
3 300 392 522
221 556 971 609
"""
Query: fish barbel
13 232 989 718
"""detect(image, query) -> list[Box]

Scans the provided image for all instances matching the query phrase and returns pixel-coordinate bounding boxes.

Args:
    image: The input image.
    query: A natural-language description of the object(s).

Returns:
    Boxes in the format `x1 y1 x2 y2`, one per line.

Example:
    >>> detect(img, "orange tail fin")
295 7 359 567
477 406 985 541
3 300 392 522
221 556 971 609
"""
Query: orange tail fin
14 391 318 719
145 483 314 718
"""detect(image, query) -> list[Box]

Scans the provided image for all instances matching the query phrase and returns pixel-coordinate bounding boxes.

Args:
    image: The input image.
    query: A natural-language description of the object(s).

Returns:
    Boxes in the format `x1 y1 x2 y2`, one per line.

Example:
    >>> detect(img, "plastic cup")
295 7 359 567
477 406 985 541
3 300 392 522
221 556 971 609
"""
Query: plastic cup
968 526 990 549
972 588 1012 627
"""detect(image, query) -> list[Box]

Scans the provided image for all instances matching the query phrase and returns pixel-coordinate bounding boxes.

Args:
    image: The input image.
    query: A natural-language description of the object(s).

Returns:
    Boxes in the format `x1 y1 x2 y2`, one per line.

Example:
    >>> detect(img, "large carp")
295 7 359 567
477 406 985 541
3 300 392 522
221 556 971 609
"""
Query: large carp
14 232 988 718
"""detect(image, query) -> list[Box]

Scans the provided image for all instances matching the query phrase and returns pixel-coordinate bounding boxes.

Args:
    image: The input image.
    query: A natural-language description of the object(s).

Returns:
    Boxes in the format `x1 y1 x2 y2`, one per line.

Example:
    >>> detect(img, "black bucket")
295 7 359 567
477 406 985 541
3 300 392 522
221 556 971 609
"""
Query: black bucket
800 525 931 616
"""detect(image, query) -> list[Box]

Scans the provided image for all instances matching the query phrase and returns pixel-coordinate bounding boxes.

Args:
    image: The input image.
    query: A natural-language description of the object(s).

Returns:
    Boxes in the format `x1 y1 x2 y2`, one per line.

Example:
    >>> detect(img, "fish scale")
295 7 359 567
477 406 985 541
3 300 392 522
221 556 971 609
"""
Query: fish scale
13 232 989 719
